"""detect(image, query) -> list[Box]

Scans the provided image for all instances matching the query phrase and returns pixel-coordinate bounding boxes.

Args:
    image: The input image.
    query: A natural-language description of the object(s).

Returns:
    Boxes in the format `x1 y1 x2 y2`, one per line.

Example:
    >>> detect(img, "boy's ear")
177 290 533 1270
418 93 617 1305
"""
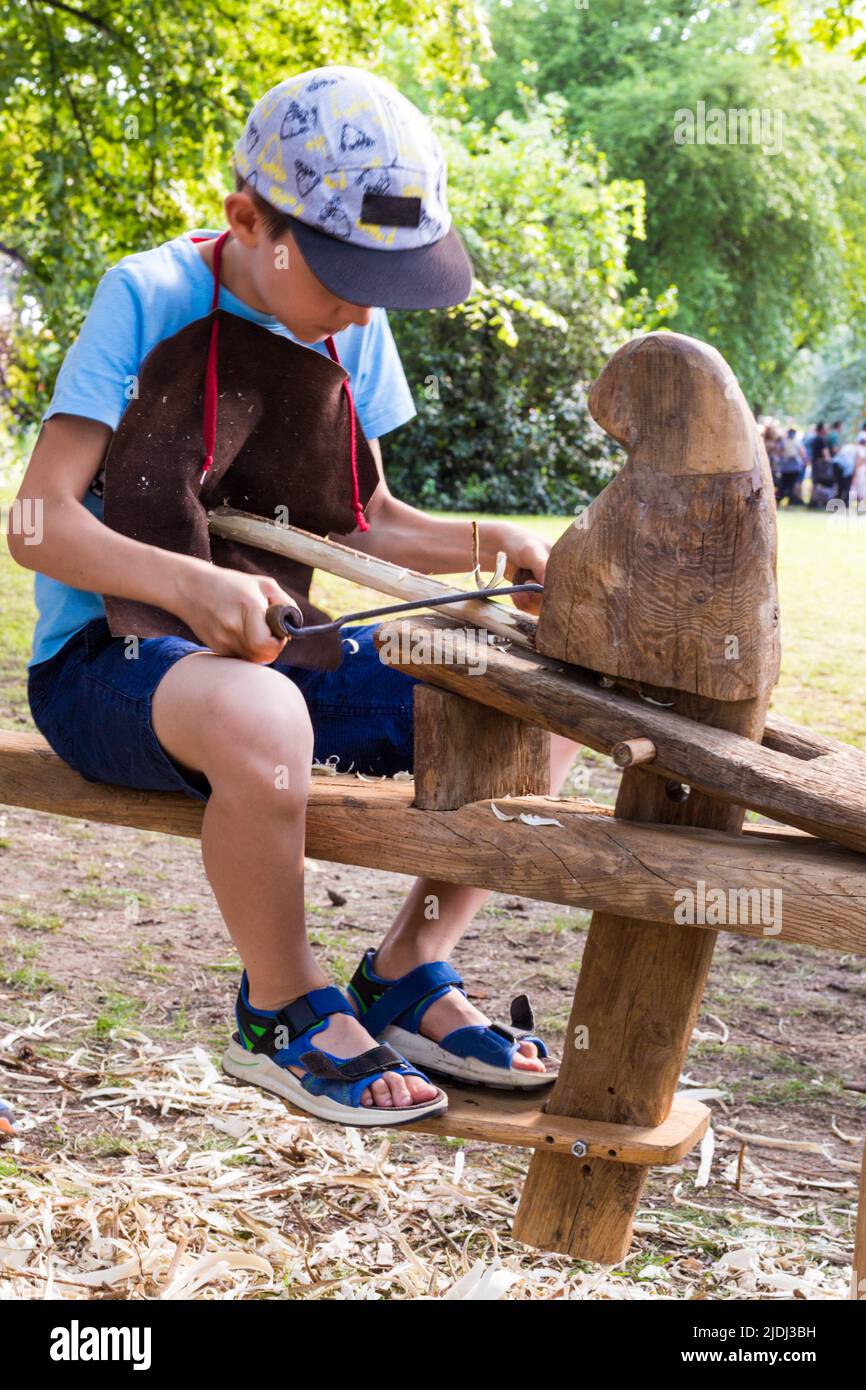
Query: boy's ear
223 190 262 245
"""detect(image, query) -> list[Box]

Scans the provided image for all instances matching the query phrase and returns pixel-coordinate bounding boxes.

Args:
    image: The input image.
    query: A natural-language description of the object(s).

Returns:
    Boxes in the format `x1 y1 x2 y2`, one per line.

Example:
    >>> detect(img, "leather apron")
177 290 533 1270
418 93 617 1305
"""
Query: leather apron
100 229 381 669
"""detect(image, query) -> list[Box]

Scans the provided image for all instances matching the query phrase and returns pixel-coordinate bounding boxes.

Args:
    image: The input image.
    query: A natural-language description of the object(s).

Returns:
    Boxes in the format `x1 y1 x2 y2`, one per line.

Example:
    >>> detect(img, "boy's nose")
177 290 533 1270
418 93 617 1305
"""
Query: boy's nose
342 303 374 328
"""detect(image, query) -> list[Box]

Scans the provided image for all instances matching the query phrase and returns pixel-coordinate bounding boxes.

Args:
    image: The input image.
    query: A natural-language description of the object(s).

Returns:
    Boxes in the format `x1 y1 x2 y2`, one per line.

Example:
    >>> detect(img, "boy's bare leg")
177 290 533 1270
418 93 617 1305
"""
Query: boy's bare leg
151 651 438 1109
360 734 579 1072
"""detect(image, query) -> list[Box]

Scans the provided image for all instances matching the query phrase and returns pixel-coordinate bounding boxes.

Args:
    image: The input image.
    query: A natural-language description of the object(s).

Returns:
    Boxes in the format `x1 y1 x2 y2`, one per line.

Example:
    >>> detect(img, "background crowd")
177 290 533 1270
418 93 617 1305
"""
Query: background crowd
762 418 866 509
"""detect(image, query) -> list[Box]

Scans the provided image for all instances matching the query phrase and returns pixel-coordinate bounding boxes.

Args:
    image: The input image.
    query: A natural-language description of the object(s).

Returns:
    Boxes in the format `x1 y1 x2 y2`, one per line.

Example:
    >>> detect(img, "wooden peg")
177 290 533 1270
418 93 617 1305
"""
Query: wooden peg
611 737 657 768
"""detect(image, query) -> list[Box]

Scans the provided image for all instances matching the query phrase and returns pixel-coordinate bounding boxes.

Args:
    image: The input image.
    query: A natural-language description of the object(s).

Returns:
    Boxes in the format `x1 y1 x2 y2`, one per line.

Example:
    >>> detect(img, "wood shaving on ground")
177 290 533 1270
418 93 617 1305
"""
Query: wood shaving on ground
0 1026 856 1301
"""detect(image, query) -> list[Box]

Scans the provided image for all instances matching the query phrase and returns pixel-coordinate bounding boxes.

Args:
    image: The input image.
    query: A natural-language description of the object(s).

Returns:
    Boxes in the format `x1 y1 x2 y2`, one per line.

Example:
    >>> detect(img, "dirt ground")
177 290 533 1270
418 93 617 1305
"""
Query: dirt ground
1 743 864 1300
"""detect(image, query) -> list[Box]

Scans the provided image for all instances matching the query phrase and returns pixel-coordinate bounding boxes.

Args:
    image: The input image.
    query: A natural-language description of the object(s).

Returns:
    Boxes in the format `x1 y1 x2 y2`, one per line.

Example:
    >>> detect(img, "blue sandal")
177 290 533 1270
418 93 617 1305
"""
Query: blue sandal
348 950 558 1091
221 972 447 1126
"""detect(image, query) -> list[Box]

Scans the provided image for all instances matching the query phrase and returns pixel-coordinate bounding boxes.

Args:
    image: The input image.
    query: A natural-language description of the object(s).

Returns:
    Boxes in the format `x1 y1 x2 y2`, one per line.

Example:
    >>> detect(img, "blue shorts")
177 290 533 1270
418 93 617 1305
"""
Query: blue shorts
27 617 418 804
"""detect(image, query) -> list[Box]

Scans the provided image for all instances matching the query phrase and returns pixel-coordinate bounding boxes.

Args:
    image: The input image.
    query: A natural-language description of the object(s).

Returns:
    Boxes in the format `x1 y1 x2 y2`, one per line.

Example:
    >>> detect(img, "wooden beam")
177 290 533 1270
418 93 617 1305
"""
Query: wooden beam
412 685 550 810
284 1088 710 1164
2 733 866 952
375 616 866 854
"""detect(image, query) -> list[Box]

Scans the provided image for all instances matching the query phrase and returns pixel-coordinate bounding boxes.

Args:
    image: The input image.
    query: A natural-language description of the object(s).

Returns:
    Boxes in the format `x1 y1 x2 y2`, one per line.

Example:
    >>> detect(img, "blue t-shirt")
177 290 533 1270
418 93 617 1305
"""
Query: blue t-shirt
29 227 417 669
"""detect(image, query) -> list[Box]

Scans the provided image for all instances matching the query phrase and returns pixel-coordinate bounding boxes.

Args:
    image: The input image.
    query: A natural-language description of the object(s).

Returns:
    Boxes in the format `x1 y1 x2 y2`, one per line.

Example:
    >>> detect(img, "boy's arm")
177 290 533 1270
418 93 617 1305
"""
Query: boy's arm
8 413 294 663
331 440 550 615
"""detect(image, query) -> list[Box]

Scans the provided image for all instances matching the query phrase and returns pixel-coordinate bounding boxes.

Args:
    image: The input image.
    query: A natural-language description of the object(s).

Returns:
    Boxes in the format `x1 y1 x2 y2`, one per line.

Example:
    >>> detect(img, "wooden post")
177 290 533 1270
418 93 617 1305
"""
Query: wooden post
853 1141 866 1300
514 331 780 1260
412 685 550 810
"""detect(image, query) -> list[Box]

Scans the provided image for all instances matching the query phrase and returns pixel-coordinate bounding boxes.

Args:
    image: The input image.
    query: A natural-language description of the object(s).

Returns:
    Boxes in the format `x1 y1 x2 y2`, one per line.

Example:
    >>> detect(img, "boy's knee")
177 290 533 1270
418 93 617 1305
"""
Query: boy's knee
204 665 314 789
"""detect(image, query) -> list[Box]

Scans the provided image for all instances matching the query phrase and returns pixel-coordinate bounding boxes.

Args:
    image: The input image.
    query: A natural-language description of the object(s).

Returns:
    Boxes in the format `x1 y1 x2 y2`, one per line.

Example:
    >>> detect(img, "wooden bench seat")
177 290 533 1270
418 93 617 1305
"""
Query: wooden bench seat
2 731 866 953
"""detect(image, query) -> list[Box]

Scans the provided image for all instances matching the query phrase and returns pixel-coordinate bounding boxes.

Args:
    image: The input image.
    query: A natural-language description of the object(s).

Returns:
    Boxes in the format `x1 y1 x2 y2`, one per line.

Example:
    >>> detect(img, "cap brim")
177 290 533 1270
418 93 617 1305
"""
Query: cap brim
290 218 473 310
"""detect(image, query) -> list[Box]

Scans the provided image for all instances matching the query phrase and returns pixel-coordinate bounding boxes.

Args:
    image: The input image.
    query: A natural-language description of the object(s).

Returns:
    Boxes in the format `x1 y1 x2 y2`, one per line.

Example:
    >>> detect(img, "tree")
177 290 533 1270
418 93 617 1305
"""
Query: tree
386 100 674 511
756 0 866 65
472 0 866 408
1 3 672 512
0 0 487 430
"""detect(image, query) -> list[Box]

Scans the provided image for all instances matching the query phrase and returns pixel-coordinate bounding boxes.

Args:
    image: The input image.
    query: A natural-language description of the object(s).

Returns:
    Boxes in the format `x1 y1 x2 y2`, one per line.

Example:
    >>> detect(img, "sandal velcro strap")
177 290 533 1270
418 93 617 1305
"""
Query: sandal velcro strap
359 959 465 1039
298 1042 406 1083
488 1021 528 1044
276 985 352 1043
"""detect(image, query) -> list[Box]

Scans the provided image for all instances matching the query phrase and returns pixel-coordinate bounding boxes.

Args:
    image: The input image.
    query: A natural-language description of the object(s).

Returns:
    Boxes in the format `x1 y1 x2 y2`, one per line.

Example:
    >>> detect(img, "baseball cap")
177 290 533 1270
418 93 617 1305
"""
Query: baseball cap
232 66 473 311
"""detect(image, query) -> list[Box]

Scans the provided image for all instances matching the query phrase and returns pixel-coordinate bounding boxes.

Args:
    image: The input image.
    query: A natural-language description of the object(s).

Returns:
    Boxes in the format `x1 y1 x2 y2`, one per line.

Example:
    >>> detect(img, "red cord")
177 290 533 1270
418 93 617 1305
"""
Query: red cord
325 335 368 533
198 229 230 486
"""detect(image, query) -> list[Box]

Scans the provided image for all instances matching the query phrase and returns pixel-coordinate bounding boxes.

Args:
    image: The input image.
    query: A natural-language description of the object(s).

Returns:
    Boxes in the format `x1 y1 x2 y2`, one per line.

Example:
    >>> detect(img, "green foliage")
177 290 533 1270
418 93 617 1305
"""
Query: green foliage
387 102 674 510
756 0 866 65
1 8 670 513
0 0 487 430
7 0 862 511
795 328 866 429
473 0 866 410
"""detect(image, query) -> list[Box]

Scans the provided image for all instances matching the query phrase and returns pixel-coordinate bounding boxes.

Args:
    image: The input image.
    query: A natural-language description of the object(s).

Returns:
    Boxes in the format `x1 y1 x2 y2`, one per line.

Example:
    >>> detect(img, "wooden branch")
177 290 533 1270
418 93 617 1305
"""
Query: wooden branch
35 0 130 44
2 733 866 953
854 1143 866 1300
0 242 38 276
375 616 866 854
207 506 537 646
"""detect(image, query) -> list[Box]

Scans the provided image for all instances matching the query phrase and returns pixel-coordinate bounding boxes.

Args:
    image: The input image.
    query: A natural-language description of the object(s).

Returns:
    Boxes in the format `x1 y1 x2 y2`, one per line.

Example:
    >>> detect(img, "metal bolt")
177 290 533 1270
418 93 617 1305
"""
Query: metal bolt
571 1140 588 1158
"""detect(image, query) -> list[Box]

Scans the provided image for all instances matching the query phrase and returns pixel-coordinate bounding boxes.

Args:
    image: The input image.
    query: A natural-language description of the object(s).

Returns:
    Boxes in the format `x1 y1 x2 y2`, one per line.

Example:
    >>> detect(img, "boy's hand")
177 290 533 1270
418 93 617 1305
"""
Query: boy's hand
497 525 551 616
173 563 294 663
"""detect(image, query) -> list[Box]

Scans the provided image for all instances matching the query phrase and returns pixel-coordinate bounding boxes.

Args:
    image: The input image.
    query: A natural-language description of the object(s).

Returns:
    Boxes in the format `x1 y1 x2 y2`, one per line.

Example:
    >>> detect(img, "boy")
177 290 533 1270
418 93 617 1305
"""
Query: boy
9 67 576 1127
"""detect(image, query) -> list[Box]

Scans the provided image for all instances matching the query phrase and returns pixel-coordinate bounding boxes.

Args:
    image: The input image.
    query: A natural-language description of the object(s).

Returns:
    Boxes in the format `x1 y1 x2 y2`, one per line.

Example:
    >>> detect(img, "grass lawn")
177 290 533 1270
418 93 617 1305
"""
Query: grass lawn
1 502 863 747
